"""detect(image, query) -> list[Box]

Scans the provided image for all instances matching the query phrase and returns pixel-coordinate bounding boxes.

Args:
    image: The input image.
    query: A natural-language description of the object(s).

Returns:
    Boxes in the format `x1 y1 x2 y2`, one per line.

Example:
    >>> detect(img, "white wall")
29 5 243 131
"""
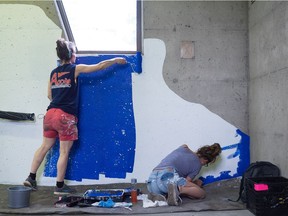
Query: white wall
0 4 245 186
0 4 61 184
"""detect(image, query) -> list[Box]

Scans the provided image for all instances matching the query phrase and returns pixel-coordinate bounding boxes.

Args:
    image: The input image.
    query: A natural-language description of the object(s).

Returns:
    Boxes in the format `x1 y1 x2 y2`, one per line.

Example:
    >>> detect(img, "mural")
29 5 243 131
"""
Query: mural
43 39 250 184
44 54 141 181
0 4 250 186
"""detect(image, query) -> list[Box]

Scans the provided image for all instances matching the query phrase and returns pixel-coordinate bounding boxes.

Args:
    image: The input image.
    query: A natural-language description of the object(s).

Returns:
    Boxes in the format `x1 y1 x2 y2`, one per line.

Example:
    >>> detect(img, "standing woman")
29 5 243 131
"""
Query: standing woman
147 143 222 206
24 38 127 195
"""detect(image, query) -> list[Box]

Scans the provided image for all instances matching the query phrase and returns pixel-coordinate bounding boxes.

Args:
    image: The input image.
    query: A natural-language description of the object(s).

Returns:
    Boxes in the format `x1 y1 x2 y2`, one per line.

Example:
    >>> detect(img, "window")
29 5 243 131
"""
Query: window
55 0 142 54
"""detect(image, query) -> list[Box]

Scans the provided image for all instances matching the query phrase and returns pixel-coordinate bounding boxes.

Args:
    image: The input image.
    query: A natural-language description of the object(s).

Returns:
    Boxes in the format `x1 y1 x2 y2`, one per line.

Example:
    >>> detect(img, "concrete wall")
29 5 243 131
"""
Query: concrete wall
144 1 248 133
248 1 288 177
0 1 250 185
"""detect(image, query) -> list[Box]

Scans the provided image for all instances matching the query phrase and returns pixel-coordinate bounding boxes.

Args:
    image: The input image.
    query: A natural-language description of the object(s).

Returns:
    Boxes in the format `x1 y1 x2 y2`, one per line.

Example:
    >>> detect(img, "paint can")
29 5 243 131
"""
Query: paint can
7 186 31 208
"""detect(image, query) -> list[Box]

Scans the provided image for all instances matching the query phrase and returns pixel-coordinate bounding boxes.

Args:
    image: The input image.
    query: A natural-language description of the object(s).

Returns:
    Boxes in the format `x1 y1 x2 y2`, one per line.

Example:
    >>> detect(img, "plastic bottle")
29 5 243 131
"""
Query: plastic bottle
131 178 137 203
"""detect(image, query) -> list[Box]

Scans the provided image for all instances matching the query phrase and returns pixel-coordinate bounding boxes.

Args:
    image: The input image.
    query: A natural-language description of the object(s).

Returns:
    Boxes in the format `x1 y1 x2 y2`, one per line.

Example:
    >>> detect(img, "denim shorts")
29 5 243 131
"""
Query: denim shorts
147 167 187 195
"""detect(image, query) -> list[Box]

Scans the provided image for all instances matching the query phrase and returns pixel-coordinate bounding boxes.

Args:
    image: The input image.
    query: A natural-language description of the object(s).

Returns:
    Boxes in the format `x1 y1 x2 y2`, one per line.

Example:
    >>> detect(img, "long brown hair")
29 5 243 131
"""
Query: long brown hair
197 143 221 164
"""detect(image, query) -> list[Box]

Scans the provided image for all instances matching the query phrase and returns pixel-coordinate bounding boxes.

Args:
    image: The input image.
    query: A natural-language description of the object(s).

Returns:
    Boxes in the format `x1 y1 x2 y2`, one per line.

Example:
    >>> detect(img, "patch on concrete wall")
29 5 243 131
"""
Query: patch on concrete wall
43 54 141 181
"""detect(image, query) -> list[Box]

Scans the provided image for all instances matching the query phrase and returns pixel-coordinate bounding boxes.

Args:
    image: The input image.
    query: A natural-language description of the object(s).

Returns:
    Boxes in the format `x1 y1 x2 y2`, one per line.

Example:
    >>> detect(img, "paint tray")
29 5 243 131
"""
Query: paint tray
83 189 125 202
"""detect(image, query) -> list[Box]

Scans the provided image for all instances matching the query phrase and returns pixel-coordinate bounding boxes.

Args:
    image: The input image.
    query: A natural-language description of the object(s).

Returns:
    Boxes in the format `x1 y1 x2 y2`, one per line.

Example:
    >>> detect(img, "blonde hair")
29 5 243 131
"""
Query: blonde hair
197 143 222 164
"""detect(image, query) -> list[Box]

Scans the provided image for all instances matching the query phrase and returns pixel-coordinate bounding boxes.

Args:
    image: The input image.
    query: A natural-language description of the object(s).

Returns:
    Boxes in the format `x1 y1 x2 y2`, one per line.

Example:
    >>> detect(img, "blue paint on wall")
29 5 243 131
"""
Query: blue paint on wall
43 52 250 184
44 53 141 181
200 129 250 185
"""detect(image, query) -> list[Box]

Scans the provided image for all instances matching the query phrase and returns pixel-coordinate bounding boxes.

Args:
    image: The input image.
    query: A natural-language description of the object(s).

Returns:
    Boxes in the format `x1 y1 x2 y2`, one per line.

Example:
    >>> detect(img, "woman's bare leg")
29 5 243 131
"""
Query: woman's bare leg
179 181 206 199
30 137 56 173
56 140 74 182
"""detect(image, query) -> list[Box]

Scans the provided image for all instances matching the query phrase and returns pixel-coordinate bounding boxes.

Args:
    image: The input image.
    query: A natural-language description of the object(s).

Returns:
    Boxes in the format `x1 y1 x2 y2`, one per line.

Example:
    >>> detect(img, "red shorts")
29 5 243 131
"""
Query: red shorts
43 108 78 141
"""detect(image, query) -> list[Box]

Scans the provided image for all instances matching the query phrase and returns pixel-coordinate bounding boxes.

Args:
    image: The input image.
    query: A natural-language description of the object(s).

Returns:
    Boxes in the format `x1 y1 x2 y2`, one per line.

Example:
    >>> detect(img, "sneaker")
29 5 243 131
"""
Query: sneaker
167 183 182 206
23 176 37 191
148 192 167 202
54 184 76 195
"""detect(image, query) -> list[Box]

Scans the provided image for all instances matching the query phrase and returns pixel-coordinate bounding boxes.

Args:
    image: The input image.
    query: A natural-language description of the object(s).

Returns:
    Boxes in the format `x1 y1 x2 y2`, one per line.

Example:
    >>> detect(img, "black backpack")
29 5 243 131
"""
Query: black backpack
232 161 281 203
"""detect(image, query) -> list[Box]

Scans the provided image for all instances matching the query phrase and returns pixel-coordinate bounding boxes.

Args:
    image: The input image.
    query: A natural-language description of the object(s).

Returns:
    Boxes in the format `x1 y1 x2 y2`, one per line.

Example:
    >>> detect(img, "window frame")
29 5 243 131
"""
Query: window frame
54 0 142 54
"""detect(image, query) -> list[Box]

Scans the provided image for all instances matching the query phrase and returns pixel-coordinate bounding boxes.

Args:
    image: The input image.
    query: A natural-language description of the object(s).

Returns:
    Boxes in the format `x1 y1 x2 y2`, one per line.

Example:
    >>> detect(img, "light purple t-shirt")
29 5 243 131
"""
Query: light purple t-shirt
155 145 202 180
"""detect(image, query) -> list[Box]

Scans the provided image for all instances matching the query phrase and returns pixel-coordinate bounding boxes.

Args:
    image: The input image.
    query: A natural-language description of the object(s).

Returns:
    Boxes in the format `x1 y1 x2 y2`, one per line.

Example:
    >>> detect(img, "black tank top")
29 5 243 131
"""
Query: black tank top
47 64 79 116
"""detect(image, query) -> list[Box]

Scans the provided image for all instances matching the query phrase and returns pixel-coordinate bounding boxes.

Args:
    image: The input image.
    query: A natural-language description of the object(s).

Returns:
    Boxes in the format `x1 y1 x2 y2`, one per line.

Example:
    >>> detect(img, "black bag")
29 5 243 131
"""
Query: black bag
232 161 281 203
0 110 35 121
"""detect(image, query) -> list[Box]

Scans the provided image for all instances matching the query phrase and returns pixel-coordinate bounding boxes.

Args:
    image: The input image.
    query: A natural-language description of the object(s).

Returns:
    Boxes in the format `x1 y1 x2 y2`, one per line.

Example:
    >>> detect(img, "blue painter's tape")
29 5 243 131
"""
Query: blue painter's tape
135 52 142 73
200 129 250 185
44 54 139 181
235 129 250 175
127 52 142 74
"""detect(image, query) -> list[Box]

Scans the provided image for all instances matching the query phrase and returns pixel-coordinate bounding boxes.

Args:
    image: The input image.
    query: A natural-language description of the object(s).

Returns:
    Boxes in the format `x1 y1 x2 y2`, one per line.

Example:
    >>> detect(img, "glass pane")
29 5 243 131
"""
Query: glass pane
62 0 137 52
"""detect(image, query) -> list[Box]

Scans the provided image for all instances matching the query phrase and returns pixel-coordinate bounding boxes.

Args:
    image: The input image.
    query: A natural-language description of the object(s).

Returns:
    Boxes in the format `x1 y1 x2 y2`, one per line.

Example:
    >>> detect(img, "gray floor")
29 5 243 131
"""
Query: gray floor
127 211 254 216
16 210 254 216
0 179 255 215
0 210 254 216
